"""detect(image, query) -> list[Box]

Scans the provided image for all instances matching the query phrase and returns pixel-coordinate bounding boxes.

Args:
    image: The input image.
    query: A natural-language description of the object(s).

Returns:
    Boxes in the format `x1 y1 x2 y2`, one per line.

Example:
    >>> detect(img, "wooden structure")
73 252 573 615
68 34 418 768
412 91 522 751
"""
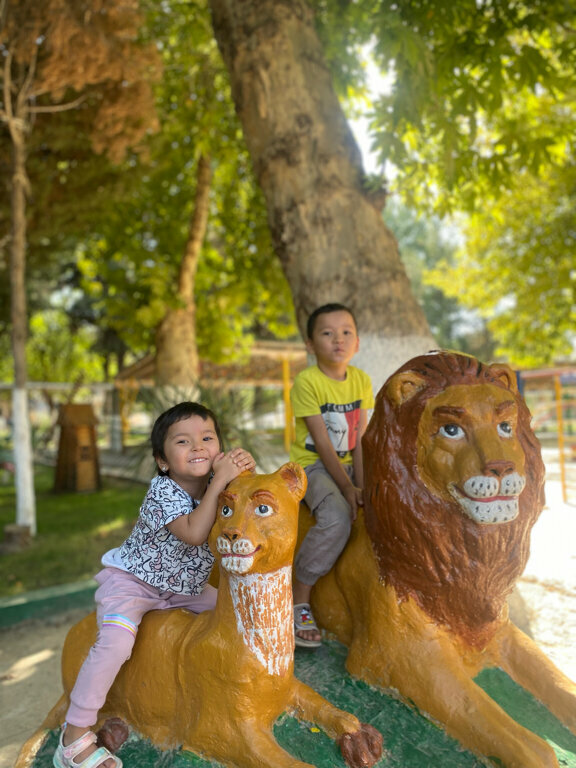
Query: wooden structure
115 341 308 451
54 404 101 492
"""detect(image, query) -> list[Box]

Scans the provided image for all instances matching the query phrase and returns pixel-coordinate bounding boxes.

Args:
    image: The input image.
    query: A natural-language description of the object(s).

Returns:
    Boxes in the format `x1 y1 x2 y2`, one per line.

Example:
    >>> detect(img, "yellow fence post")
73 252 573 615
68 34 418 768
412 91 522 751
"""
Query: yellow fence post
554 374 568 505
282 358 294 453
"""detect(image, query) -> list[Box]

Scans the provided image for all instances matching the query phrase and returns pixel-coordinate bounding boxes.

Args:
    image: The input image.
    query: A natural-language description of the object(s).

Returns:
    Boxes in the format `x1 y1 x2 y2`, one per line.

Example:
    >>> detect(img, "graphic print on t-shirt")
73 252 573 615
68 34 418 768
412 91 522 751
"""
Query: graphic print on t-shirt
304 400 361 458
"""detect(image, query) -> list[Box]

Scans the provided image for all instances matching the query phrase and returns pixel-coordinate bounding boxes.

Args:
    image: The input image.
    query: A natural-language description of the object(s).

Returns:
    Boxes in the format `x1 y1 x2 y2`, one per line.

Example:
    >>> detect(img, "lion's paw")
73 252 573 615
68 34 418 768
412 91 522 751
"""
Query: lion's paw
96 717 129 753
338 722 383 768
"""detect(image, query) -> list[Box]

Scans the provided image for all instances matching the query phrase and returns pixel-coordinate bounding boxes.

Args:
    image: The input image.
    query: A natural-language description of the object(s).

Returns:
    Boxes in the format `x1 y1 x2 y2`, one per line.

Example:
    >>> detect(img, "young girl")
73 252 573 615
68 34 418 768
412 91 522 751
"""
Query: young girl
54 401 256 768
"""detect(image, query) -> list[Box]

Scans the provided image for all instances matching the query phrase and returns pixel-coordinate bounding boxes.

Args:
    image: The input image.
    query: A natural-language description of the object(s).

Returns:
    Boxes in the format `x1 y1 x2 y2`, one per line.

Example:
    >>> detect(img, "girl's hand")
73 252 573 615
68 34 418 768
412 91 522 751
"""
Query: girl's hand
230 448 256 473
212 448 256 484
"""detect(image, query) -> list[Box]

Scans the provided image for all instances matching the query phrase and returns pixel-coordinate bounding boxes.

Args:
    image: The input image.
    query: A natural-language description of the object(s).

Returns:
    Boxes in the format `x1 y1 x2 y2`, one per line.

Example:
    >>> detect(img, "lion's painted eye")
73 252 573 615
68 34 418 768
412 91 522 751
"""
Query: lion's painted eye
221 505 233 518
497 421 513 438
254 504 273 517
439 423 465 440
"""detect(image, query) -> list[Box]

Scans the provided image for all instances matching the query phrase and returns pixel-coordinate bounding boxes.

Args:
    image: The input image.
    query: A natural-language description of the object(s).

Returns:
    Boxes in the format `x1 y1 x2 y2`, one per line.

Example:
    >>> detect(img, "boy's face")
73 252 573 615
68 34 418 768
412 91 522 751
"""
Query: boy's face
306 310 359 367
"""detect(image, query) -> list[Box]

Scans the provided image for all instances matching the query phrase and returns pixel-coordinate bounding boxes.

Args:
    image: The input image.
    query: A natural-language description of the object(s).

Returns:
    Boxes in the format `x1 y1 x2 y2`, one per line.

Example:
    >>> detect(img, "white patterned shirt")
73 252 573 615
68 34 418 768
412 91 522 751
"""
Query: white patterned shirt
102 475 214 595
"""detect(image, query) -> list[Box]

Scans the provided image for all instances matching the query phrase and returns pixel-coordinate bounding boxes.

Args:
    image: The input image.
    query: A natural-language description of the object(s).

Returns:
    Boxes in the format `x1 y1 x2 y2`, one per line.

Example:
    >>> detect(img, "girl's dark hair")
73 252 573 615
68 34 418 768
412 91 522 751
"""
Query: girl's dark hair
306 303 357 339
151 402 222 476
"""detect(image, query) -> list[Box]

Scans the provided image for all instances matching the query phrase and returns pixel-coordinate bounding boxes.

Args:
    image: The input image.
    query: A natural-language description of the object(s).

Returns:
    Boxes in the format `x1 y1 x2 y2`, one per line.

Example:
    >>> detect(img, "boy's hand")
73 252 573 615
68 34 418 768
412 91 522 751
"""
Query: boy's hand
343 484 363 522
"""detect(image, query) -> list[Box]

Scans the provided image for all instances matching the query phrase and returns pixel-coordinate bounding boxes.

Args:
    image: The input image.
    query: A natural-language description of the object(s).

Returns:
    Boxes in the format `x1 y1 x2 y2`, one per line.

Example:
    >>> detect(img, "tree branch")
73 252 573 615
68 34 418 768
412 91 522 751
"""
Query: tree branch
2 50 13 122
30 94 86 114
0 0 7 36
17 45 37 112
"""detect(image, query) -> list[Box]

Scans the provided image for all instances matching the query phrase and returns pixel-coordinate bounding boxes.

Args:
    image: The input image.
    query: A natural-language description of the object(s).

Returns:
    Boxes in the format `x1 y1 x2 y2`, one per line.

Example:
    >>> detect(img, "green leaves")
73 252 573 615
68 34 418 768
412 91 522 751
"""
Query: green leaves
426 167 576 367
2 0 573 381
67 0 296 365
324 0 576 213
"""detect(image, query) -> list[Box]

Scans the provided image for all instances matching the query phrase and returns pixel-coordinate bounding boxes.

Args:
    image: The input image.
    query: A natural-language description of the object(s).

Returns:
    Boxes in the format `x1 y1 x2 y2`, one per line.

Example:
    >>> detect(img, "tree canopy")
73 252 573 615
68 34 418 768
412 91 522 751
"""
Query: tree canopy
314 0 576 213
383 200 496 361
427 165 576 368
0 0 161 336
1 0 297 382
311 0 576 365
1 0 575 386
74 0 297 376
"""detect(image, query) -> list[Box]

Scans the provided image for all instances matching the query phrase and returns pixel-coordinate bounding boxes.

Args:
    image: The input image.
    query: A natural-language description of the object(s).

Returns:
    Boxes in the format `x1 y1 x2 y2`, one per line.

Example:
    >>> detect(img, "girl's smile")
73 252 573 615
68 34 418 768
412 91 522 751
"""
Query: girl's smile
160 415 222 495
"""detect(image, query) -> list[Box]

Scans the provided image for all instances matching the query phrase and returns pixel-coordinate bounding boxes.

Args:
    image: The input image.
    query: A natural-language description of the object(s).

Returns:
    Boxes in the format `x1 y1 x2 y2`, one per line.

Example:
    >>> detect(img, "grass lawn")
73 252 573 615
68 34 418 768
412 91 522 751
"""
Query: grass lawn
0 466 146 597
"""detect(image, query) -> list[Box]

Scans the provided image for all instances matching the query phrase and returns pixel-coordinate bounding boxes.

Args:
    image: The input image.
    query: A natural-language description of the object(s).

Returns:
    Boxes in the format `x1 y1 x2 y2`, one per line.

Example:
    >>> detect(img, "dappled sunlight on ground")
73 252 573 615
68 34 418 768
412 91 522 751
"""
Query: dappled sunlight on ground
2 648 55 687
518 476 576 682
0 610 81 768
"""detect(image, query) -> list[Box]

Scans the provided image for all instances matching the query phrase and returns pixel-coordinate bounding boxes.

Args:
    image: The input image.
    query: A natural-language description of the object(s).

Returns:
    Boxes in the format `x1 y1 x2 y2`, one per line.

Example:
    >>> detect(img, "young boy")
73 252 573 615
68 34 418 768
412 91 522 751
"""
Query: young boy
290 303 374 647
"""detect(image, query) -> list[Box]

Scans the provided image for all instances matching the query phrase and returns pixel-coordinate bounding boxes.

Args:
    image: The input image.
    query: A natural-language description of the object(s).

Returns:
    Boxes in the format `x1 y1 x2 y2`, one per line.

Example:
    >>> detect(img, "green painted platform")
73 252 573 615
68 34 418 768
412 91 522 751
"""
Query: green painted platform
0 580 97 628
29 640 576 768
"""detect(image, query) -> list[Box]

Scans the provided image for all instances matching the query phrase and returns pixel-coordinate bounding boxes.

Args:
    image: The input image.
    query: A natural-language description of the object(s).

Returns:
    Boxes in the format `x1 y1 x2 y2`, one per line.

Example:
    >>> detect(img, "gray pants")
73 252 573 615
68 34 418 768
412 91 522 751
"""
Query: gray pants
295 460 354 586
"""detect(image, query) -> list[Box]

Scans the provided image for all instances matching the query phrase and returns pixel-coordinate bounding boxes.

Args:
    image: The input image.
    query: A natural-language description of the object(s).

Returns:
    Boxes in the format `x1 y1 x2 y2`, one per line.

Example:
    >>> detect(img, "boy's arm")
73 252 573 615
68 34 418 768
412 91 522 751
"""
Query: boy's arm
167 449 255 545
351 408 369 491
304 414 362 520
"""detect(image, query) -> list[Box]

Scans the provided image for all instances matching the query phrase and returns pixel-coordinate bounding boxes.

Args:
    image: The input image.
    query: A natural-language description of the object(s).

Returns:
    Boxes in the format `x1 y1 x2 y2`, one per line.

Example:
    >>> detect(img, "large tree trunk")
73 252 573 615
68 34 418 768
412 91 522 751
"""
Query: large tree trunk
9 109 37 535
209 0 435 391
155 154 212 387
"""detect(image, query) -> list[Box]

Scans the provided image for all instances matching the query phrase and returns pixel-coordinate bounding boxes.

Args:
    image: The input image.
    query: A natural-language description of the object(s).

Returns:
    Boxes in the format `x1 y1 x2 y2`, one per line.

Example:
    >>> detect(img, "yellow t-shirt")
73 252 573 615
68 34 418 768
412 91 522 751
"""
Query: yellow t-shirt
289 365 374 468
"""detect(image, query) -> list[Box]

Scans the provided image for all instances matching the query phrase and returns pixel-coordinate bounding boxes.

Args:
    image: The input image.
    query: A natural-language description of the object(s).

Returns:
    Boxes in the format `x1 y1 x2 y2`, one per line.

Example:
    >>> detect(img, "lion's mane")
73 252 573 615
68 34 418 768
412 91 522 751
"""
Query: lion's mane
363 351 546 648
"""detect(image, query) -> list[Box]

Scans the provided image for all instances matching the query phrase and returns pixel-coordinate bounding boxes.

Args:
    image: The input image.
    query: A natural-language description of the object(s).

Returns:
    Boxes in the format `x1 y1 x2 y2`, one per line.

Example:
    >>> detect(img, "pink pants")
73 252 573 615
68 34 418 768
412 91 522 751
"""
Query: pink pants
66 567 217 727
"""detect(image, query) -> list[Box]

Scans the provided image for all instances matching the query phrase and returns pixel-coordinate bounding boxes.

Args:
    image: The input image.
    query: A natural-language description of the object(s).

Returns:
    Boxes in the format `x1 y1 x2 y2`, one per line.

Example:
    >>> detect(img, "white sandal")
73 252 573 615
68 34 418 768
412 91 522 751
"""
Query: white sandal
294 602 322 648
53 727 123 768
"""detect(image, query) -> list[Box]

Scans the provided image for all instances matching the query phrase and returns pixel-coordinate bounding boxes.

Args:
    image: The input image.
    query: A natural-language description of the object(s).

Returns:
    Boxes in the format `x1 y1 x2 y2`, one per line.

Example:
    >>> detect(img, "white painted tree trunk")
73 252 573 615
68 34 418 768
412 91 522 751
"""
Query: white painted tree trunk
353 333 437 396
7 62 37 536
12 387 37 535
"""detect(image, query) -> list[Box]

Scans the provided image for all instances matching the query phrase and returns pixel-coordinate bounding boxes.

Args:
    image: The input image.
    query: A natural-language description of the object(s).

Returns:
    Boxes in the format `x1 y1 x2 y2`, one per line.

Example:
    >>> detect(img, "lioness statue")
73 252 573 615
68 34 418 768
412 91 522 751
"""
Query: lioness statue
16 463 382 768
309 350 576 768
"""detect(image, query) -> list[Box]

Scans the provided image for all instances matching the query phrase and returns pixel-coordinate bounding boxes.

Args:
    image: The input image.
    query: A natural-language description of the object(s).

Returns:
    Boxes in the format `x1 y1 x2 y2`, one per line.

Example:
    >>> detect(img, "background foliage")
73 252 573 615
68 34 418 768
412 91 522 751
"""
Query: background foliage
1 0 575 376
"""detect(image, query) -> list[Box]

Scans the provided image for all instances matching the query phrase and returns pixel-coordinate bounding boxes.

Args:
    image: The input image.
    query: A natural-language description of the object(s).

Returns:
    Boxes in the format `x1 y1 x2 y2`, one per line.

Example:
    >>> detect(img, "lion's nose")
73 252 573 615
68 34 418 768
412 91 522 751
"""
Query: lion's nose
483 459 514 477
223 529 241 542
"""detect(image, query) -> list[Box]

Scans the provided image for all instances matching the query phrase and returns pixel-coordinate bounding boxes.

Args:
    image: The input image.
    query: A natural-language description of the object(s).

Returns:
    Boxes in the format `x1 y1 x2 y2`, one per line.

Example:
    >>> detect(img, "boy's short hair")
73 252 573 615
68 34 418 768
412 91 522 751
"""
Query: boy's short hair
151 401 222 475
306 303 358 339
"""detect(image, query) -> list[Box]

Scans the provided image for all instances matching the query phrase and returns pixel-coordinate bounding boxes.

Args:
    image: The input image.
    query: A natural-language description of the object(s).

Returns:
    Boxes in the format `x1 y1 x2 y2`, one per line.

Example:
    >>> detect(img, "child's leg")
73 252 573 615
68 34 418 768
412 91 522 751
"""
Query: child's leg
293 462 353 645
66 573 216 727
61 569 167 765
66 619 138 727
295 462 353 585
62 626 132 768
165 583 217 613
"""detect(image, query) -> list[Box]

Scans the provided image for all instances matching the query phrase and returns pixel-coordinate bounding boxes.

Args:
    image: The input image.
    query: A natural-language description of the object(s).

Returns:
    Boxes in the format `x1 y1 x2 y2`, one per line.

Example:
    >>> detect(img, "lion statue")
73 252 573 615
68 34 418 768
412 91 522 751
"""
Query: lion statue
308 351 576 768
16 464 382 768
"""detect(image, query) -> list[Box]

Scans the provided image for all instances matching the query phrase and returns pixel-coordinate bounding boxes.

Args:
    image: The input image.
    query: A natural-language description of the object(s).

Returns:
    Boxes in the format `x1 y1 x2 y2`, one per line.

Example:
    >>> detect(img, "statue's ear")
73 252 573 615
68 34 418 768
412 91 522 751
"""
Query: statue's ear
386 370 427 407
278 462 307 502
487 363 519 395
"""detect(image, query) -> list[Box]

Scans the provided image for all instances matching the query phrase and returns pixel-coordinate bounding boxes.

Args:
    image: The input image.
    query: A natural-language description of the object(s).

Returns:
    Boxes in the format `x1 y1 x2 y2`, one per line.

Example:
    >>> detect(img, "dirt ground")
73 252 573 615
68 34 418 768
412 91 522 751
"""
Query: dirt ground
0 606 89 768
1 478 575 768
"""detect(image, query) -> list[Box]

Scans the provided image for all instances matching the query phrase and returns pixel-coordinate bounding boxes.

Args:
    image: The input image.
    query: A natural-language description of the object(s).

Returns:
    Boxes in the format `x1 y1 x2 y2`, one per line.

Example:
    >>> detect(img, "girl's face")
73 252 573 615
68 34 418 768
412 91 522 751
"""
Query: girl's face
157 415 221 492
